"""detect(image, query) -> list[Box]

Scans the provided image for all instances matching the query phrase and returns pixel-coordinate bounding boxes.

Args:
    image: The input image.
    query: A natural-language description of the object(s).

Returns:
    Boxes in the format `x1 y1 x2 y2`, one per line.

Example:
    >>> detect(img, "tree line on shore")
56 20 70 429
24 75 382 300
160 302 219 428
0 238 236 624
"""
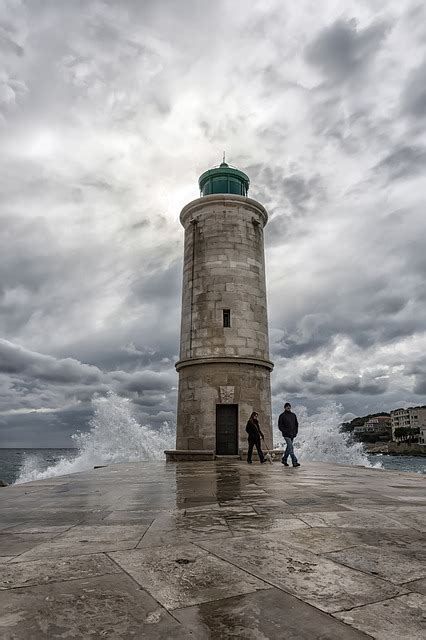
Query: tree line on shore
340 407 426 444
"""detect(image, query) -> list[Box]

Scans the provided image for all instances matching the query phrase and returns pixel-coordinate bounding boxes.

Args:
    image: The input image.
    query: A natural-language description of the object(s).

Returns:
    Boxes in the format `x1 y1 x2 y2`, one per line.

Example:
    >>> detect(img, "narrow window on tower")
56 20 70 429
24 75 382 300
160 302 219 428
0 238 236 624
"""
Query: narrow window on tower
223 309 231 328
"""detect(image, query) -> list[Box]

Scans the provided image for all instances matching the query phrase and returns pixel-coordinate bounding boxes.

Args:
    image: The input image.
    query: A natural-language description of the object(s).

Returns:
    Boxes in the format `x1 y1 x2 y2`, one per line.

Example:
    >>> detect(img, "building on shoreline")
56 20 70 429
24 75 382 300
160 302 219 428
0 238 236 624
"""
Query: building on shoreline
419 426 426 446
353 416 391 439
167 160 273 461
390 407 426 441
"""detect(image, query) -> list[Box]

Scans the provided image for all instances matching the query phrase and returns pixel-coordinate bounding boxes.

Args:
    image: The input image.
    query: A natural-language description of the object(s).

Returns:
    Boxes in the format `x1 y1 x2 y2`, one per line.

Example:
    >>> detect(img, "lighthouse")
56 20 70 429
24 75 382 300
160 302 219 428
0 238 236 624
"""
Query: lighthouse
166 160 274 461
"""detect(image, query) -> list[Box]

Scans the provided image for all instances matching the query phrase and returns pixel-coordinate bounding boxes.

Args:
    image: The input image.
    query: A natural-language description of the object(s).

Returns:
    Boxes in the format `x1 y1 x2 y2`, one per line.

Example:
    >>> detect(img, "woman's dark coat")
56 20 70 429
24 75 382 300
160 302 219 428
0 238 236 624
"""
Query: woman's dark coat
245 418 264 443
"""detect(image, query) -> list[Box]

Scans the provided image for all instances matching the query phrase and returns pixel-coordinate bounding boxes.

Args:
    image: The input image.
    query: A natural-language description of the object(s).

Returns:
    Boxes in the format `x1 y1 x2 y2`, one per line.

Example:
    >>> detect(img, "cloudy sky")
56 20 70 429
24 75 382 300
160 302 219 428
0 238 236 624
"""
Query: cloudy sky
1 0 426 446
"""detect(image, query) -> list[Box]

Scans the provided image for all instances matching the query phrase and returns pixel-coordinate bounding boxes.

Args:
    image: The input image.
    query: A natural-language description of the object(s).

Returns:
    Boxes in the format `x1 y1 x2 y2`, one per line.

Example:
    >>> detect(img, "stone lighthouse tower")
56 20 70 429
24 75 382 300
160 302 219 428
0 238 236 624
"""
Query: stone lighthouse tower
166 160 274 461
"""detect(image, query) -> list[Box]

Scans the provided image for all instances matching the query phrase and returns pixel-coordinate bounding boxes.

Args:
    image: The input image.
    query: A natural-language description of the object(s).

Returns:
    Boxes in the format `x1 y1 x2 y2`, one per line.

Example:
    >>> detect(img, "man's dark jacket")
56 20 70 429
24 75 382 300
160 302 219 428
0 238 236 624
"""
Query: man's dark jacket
246 419 264 442
278 411 298 438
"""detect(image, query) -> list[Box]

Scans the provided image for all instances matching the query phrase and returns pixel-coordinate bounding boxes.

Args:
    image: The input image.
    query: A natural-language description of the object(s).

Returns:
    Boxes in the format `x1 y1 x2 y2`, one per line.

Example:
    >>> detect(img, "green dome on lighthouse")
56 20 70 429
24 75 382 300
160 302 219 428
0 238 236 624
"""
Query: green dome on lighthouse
198 157 250 197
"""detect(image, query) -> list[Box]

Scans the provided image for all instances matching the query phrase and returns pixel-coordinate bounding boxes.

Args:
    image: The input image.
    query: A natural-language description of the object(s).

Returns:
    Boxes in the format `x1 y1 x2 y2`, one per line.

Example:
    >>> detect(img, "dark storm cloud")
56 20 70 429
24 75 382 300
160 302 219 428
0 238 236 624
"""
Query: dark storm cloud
273 360 390 399
56 335 177 373
271 283 422 361
414 377 426 395
249 163 327 247
401 60 426 119
281 174 322 210
302 15 395 156
0 0 425 445
130 259 181 303
301 368 319 383
112 369 174 393
272 308 419 359
0 22 24 56
0 340 176 398
0 334 178 446
0 214 58 297
374 145 426 182
0 405 93 448
0 340 102 384
305 17 390 82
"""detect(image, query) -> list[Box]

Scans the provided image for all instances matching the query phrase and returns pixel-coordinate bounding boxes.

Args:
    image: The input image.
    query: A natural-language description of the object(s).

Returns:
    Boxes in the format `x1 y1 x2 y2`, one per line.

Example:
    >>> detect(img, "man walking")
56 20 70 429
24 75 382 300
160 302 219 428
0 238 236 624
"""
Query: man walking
278 402 300 467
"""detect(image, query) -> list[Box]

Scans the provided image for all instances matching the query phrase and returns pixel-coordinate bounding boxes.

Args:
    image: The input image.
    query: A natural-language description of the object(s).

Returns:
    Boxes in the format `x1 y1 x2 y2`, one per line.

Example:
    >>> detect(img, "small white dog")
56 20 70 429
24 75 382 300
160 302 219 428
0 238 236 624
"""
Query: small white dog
264 451 275 464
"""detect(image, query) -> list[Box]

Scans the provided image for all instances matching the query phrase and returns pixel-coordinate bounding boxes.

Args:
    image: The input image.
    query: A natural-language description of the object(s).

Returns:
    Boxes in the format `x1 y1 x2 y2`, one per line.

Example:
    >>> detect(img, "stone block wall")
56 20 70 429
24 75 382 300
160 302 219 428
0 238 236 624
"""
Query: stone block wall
175 194 274 455
178 195 270 361
176 361 273 452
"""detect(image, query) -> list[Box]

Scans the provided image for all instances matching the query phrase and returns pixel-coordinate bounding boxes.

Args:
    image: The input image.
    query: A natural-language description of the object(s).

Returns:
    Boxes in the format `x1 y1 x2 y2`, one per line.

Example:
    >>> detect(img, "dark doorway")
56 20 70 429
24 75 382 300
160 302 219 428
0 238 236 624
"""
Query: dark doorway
216 404 238 455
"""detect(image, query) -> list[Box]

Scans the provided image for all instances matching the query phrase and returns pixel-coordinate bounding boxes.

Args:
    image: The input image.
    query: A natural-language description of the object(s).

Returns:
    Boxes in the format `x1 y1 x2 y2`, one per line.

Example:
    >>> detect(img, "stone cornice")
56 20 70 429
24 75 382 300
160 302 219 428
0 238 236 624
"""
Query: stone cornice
180 194 268 228
175 355 274 372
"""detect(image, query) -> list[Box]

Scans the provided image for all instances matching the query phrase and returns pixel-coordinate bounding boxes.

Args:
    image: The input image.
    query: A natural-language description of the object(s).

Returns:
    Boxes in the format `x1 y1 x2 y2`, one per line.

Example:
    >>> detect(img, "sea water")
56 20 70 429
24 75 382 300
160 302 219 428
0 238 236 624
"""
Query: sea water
284 403 375 466
275 403 424 474
1 395 424 485
4 392 174 485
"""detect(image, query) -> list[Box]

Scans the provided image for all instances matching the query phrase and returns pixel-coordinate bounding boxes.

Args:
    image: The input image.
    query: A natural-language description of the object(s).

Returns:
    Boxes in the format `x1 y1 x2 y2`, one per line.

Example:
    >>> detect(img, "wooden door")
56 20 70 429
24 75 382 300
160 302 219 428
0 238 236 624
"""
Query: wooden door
216 404 238 455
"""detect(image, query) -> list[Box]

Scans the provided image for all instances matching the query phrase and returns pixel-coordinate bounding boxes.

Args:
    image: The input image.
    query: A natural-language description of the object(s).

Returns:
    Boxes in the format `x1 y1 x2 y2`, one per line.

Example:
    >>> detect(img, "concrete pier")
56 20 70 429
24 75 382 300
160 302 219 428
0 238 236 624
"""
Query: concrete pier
0 461 425 639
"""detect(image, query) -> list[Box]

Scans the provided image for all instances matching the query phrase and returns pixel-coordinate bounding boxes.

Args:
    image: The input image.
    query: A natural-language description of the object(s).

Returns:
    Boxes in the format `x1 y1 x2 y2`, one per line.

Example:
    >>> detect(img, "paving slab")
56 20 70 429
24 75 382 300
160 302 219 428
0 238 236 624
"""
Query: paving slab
0 553 121 590
135 512 232 547
110 542 270 610
0 508 106 527
13 524 150 562
0 574 189 639
225 513 309 534
187 503 256 517
137 527 230 548
102 510 161 524
174 588 372 639
297 510 408 530
378 510 426 532
0 459 424 638
0 532 63 556
335 593 426 640
403 577 426 595
198 533 401 612
284 503 353 513
276 526 375 554
2 524 73 534
147 512 229 533
326 544 426 584
0 521 20 531
281 526 423 555
332 527 423 549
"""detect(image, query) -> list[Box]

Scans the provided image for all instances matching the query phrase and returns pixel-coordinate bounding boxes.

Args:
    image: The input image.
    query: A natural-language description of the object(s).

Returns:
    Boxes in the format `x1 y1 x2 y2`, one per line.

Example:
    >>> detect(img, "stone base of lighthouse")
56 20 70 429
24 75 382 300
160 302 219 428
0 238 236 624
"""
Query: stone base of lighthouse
165 357 273 461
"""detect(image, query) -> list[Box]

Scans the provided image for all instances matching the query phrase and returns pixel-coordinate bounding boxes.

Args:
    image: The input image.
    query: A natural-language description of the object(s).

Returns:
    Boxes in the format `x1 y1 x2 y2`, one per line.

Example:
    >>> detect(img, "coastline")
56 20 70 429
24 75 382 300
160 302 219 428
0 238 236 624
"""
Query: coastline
364 442 426 456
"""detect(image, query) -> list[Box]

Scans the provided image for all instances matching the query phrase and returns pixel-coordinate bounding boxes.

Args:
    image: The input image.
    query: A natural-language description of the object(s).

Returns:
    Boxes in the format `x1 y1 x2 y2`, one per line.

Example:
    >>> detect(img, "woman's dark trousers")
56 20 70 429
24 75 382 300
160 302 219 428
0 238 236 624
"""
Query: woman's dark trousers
247 438 265 463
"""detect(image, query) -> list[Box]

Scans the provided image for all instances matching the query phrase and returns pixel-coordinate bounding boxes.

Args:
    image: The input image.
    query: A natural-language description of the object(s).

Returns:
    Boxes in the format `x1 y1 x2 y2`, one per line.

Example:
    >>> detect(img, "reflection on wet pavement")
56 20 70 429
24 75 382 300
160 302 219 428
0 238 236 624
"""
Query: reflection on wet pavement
0 459 425 638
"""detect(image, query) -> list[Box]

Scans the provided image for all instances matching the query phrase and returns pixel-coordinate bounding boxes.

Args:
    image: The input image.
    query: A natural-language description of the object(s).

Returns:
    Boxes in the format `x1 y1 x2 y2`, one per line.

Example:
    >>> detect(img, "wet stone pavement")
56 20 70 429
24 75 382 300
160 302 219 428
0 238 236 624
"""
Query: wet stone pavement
0 460 425 639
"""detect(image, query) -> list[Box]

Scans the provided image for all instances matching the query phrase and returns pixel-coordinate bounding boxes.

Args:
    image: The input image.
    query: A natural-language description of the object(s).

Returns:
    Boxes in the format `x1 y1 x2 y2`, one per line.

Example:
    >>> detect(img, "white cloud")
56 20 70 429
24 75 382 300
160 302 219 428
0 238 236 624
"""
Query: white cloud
0 0 425 444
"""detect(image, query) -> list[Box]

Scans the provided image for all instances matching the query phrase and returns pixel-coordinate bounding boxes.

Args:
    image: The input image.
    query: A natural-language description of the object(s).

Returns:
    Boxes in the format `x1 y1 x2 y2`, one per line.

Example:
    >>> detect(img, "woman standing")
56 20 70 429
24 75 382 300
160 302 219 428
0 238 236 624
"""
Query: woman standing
246 411 266 464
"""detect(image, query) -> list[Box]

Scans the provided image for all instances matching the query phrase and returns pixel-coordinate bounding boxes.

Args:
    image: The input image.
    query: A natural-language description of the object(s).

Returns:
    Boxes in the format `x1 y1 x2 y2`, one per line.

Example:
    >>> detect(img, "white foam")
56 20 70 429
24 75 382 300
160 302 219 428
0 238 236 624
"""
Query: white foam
274 402 382 469
16 396 382 484
15 392 175 484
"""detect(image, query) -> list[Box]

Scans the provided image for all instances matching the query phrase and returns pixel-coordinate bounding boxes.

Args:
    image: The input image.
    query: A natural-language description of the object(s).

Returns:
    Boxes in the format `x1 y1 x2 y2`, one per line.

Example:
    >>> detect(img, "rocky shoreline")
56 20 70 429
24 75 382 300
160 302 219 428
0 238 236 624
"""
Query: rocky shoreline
364 442 426 456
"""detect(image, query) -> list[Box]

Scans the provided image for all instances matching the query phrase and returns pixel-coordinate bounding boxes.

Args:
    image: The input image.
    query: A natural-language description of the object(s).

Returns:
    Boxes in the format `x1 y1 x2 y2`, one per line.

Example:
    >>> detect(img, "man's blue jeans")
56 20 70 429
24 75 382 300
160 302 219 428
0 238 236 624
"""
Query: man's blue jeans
282 437 298 465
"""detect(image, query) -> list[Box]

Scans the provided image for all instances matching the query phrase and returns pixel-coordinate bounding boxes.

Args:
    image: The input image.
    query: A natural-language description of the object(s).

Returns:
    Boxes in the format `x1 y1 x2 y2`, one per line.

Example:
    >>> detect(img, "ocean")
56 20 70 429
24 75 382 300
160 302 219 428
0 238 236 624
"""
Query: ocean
0 448 79 485
1 395 424 486
0 447 424 486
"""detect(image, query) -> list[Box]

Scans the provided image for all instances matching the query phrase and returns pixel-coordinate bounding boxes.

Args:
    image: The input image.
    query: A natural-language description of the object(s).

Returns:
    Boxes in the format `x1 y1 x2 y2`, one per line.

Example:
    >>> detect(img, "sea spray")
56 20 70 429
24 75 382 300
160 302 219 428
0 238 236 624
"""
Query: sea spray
274 402 382 468
15 392 175 484
16 397 382 484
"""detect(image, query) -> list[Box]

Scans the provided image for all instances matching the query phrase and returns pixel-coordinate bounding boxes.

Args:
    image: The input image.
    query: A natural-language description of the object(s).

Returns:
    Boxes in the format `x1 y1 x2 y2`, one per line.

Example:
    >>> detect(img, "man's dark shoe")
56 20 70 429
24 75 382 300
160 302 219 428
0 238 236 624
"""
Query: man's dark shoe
281 460 289 466
247 460 252 464
261 459 267 464
293 462 301 467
